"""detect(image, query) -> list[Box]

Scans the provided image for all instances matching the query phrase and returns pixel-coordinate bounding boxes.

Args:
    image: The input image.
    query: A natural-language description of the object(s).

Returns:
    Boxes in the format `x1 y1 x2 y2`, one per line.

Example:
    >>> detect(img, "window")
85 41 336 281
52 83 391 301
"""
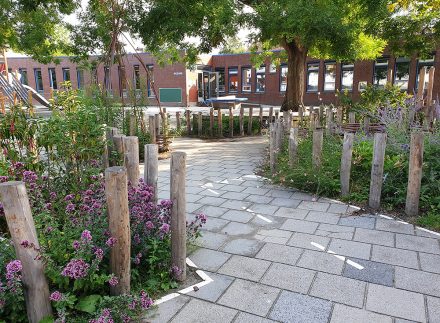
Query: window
34 68 44 93
91 67 98 84
341 63 354 91
48 68 57 89
228 67 238 92
306 62 319 92
147 65 154 97
133 65 141 90
269 63 277 73
241 67 252 92
394 57 410 90
62 68 70 82
280 65 288 92
324 62 336 91
373 58 388 88
216 68 225 93
76 69 84 89
256 65 265 92
18 68 28 85
416 55 435 90
104 66 111 90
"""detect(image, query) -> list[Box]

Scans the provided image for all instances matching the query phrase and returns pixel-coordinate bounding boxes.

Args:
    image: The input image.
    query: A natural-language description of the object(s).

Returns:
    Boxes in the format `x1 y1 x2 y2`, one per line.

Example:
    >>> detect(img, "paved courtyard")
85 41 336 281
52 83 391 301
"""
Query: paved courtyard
145 136 440 323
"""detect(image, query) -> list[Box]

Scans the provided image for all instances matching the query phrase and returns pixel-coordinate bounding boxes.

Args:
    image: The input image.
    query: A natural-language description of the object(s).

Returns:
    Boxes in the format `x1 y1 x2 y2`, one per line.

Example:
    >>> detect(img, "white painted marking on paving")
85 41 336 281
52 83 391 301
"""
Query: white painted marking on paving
348 204 361 210
311 242 364 270
397 220 409 225
378 214 393 220
256 214 272 223
207 189 219 195
416 227 440 237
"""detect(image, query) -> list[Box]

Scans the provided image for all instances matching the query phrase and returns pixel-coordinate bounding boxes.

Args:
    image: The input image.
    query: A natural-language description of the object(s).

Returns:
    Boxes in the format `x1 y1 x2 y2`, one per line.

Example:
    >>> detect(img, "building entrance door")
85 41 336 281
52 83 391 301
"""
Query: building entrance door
197 71 219 103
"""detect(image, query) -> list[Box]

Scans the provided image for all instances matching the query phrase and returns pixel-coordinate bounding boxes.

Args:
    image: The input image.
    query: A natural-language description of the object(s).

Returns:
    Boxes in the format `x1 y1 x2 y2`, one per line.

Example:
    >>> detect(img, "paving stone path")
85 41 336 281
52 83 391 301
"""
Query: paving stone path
145 137 440 323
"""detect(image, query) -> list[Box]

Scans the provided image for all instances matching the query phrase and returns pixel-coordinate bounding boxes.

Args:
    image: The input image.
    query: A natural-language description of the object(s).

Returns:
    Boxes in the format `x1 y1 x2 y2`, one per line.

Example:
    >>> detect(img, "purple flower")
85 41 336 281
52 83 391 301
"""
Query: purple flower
72 240 80 250
92 201 102 209
45 203 52 210
49 291 63 302
81 230 92 242
6 260 22 276
0 176 8 183
170 265 182 278
66 203 76 213
50 192 57 199
64 194 74 201
108 276 118 286
94 248 104 260
140 291 153 309
20 240 30 248
61 259 90 279
159 223 170 234
128 300 137 310
22 171 37 183
145 221 154 230
106 237 117 247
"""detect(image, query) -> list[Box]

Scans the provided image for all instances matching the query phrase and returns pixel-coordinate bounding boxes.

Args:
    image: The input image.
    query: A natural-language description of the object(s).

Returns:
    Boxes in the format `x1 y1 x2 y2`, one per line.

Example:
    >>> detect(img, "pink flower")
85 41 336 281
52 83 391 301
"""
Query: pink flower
61 259 90 279
145 221 154 229
159 223 170 234
140 291 153 309
49 291 63 302
72 240 80 250
6 260 22 275
66 203 75 213
81 230 92 242
64 194 74 201
106 237 117 247
94 248 104 260
108 276 118 286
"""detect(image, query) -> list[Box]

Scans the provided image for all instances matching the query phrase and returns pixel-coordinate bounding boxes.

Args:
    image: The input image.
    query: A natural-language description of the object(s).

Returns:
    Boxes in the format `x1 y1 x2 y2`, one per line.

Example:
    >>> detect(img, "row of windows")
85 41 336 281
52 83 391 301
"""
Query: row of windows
306 56 435 93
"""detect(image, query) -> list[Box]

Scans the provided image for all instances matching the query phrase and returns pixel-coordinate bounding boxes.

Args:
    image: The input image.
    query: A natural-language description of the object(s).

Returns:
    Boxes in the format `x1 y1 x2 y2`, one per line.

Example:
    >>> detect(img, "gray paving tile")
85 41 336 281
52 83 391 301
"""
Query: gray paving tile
195 231 229 250
339 215 376 229
327 203 349 214
354 227 395 247
342 257 394 286
220 199 253 210
233 312 276 323
261 263 315 293
146 295 190 323
270 197 301 208
221 222 256 236
297 249 345 274
221 238 264 256
248 203 279 216
244 194 274 204
366 284 426 322
198 196 228 206
376 218 415 235
221 184 246 193
291 191 315 201
396 234 440 254
427 296 440 323
218 279 280 317
297 201 330 212
287 232 331 251
265 189 294 198
189 248 231 272
194 205 229 218
187 202 203 213
371 245 419 269
395 266 440 297
316 223 355 240
218 255 271 281
170 299 237 323
269 290 332 323
274 207 309 219
257 229 292 239
280 219 319 233
330 304 392 323
310 272 366 307
186 272 234 302
250 213 284 229
306 211 340 224
242 186 270 195
221 191 250 201
201 217 230 232
328 239 372 260
419 252 440 274
186 193 203 203
221 210 254 223
256 243 303 265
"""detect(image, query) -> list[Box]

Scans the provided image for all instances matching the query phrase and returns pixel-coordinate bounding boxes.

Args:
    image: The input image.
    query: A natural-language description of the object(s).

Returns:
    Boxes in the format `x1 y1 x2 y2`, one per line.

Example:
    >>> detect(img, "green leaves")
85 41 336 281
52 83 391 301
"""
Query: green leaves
75 295 102 314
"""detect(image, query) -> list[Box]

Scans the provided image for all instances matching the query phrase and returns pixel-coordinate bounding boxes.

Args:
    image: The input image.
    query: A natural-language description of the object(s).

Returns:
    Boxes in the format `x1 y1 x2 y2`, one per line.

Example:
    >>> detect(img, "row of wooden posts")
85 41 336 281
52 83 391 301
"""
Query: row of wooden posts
270 118 425 217
0 133 188 323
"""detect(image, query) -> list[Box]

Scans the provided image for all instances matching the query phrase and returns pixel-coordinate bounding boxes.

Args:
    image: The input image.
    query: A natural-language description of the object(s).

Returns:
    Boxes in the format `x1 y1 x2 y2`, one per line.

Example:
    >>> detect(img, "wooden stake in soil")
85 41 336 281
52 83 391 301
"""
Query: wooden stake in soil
288 127 299 166
209 108 214 136
369 132 387 209
229 107 234 137
218 109 223 138
258 106 263 135
123 136 140 187
155 114 161 136
144 144 159 204
0 181 52 323
340 132 355 197
349 112 356 124
405 132 424 216
269 106 274 123
312 129 324 168
325 107 333 134
336 107 343 125
105 167 131 295
129 114 136 136
170 152 187 281
239 106 244 136
248 107 254 135
198 112 203 137
176 111 181 130
148 115 156 144
185 110 191 135
112 134 125 165
269 124 276 173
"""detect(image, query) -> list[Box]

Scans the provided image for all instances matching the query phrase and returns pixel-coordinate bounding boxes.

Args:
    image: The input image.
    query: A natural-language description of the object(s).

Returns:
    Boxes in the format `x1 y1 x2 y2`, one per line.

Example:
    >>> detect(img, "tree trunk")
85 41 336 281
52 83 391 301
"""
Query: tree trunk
281 41 308 112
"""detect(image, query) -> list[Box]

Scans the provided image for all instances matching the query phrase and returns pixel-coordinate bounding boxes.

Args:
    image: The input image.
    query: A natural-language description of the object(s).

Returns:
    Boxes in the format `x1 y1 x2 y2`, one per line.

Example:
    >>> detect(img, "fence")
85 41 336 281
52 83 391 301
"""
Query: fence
0 134 187 322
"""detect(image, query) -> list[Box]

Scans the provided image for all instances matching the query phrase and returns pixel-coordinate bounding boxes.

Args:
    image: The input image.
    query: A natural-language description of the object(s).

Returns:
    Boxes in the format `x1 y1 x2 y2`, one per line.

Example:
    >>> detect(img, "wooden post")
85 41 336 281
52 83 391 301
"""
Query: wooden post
275 110 279 120
176 111 181 130
426 67 435 127
192 113 197 135
209 108 214 136
298 105 304 124
363 117 370 134
336 107 343 125
247 107 254 135
105 167 131 295
229 107 234 137
325 107 333 134
0 181 52 322
112 134 125 165
144 144 159 204
186 110 191 135
312 129 324 168
269 106 274 123
239 106 244 136
27 90 33 107
148 115 156 144
275 120 283 151
123 136 140 187
269 124 276 173
340 132 355 197
0 97 5 114
369 132 387 209
129 114 136 136
258 106 263 135
198 112 203 137
170 152 187 281
218 109 223 137
288 127 299 166
155 114 160 136
349 112 356 124
405 132 424 216
319 106 324 125
49 88 54 100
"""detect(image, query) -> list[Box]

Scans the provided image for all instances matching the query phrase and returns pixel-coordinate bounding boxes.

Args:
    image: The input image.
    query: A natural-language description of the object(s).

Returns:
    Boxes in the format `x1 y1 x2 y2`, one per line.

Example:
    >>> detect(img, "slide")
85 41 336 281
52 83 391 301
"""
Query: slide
22 84 51 108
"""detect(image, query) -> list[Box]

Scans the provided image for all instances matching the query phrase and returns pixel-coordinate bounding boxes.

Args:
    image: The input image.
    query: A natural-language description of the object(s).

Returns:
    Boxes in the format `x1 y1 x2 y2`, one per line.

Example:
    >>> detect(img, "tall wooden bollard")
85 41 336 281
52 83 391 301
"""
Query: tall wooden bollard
405 132 424 216
269 124 276 173
363 117 370 134
176 111 181 130
299 106 304 124
198 112 203 137
288 127 299 166
248 107 254 135
148 115 156 144
0 181 52 322
129 114 136 136
123 136 140 187
269 106 274 123
275 110 279 120
170 152 187 281
312 129 324 168
1 98 5 114
336 107 343 125
239 107 244 136
275 120 283 151
218 110 223 138
209 108 214 136
258 106 263 135
340 132 355 197
144 144 159 204
369 132 387 209
229 107 234 137
185 110 191 135
155 114 161 136
319 106 324 124
105 167 131 295
112 134 125 165
326 107 333 134
349 112 356 124
192 114 197 135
